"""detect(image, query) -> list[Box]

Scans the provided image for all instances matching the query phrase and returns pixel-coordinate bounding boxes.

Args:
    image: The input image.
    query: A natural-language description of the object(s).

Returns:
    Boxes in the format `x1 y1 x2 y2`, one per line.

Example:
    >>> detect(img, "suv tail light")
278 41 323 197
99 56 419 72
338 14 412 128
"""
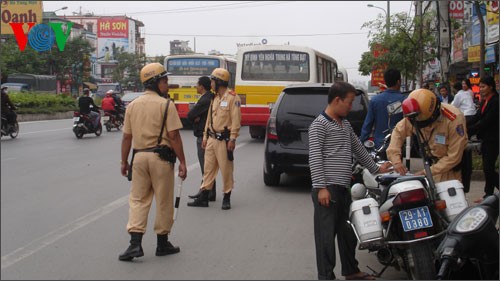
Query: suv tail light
393 189 426 206
267 117 278 140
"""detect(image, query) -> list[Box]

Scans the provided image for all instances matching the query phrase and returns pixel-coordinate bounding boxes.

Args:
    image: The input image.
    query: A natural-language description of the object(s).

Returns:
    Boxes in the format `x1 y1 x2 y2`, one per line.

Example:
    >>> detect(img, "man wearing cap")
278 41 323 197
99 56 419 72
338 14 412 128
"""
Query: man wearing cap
187 68 241 210
119 63 187 262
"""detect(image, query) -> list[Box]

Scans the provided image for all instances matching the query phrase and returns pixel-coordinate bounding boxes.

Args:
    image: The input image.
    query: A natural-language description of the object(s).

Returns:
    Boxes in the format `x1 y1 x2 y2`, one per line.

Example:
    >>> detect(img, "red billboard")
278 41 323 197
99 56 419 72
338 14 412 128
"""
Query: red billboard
371 44 387 87
449 1 464 19
97 17 128 38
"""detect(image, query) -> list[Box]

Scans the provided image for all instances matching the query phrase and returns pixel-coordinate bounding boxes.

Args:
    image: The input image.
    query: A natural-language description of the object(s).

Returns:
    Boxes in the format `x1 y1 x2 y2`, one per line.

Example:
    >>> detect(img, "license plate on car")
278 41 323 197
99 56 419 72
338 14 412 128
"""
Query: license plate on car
399 206 433 232
102 116 110 121
73 117 80 122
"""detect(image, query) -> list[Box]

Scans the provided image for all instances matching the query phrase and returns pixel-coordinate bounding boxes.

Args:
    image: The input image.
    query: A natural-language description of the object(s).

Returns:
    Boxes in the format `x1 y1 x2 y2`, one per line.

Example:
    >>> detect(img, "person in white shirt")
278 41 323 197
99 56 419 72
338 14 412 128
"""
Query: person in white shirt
452 79 477 122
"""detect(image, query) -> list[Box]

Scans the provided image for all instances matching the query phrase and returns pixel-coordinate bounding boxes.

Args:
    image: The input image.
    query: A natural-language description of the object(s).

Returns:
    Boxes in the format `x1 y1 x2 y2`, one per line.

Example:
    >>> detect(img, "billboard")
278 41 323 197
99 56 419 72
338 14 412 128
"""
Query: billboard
97 17 130 62
97 17 128 38
97 38 129 62
0 0 43 34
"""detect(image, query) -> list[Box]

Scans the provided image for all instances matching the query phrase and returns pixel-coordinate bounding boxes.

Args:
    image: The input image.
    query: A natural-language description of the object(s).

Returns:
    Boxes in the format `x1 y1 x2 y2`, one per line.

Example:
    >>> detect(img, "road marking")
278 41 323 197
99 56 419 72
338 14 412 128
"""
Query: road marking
20 119 71 125
1 140 249 269
22 128 71 135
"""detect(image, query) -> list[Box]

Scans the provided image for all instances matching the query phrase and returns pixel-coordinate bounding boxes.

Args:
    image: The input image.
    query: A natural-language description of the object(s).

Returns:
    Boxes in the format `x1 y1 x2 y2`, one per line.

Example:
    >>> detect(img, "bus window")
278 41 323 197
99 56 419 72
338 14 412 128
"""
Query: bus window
241 51 310 82
227 61 237 89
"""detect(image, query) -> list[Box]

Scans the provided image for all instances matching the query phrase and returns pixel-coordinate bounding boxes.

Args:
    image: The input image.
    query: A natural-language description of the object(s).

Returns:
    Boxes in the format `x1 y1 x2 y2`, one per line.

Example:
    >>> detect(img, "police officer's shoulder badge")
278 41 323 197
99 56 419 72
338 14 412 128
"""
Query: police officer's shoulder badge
235 100 241 107
228 90 236 96
456 124 465 137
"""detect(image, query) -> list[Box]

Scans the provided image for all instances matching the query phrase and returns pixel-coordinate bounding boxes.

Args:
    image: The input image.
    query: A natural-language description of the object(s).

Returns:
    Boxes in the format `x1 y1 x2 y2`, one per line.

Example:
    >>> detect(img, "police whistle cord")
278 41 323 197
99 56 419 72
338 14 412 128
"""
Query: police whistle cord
173 177 184 221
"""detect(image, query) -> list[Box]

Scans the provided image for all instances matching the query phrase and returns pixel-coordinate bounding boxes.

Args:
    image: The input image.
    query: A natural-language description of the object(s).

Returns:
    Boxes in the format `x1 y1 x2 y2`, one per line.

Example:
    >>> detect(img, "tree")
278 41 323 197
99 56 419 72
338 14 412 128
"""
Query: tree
112 48 146 91
0 36 49 77
358 10 437 89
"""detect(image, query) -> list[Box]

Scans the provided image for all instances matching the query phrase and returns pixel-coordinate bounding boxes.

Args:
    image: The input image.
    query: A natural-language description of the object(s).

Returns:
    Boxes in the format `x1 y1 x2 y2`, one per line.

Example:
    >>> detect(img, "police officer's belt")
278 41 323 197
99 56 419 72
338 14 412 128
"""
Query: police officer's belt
207 130 228 141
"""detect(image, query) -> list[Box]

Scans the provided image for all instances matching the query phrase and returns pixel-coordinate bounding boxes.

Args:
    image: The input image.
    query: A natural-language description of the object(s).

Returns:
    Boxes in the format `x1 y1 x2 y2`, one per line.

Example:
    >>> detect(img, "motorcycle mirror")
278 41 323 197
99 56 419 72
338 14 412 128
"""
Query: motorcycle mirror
363 140 375 149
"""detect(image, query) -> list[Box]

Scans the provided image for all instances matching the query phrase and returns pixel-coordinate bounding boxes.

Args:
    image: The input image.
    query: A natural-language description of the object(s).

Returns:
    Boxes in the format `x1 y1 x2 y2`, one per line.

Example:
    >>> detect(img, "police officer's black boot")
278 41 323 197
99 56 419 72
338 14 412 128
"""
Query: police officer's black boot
208 181 216 202
221 191 231 210
188 189 202 199
187 189 209 207
156 234 180 256
118 232 144 261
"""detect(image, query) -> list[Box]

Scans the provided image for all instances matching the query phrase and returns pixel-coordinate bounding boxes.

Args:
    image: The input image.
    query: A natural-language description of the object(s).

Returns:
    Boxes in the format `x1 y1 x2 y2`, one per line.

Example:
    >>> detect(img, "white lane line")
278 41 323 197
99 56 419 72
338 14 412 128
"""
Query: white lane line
20 119 72 125
22 128 72 135
1 140 249 270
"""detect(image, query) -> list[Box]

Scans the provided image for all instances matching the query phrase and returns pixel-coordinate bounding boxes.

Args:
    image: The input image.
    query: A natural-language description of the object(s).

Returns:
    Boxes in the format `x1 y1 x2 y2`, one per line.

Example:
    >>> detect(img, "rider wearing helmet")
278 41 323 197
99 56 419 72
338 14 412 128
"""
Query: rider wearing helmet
187 68 241 210
119 62 187 262
101 90 117 116
386 88 468 183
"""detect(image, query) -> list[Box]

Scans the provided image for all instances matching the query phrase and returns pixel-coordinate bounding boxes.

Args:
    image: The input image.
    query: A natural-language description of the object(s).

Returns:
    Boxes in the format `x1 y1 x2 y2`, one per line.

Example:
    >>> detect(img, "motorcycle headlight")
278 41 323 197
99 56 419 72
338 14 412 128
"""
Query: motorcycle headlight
454 207 487 233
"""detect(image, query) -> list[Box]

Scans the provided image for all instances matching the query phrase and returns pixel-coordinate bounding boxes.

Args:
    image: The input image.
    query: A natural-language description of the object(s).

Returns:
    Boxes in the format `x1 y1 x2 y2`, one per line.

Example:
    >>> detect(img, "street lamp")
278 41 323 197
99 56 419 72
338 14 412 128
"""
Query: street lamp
53 6 68 13
367 2 390 37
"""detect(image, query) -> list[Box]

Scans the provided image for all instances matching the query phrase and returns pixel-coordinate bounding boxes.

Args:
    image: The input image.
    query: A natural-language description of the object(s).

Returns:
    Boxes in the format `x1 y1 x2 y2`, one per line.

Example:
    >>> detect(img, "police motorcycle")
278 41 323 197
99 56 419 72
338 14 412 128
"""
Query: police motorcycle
72 105 102 139
347 98 469 280
436 192 499 280
1 115 19 139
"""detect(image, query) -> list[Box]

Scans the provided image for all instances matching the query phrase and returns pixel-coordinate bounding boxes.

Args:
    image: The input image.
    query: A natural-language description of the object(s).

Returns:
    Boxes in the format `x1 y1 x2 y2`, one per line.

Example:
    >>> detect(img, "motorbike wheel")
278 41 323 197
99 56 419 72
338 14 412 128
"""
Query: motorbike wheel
105 122 112 132
75 128 84 139
95 123 102 136
117 120 123 131
9 121 19 139
405 242 436 280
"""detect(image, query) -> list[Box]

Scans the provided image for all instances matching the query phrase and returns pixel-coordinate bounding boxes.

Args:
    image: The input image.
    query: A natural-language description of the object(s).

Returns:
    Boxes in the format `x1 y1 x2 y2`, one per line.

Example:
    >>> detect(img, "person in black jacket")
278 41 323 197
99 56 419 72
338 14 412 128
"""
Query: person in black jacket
187 76 216 201
78 88 100 129
469 76 499 202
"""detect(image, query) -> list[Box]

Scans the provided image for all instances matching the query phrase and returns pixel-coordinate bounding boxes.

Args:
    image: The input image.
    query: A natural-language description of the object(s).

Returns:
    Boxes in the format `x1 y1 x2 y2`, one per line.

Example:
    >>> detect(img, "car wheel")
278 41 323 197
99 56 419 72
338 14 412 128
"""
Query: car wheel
263 165 280 186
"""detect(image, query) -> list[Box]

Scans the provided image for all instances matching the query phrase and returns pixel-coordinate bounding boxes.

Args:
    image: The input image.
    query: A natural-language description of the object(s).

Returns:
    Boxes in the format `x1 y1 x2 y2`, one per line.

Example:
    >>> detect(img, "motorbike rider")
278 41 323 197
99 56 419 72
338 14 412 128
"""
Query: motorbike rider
102 90 118 120
387 88 468 183
78 88 101 130
111 90 125 120
1 86 17 133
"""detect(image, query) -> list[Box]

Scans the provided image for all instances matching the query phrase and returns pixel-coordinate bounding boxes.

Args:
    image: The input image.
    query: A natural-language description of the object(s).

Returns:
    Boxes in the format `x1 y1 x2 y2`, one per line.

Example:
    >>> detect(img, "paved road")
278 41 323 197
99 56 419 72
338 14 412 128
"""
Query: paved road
1 119 486 279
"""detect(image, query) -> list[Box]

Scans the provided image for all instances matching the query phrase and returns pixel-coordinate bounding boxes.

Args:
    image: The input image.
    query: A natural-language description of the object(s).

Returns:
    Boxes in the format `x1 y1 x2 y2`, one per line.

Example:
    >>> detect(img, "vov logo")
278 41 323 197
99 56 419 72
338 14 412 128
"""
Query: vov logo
9 22 73 52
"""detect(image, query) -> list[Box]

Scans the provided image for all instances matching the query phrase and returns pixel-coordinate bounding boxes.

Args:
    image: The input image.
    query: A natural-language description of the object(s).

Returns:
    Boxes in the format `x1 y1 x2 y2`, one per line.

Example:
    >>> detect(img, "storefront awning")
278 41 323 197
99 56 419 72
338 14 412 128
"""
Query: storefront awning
83 82 97 90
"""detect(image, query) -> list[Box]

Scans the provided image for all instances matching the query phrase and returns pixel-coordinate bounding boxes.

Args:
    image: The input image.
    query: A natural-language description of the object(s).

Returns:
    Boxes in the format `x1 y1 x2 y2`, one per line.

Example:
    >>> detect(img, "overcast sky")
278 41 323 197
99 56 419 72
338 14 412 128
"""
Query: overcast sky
44 1 414 85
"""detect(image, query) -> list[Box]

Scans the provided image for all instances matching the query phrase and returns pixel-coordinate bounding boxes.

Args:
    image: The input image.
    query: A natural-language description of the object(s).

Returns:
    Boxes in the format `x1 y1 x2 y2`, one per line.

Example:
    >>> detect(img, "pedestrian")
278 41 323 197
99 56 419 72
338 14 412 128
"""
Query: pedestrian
78 88 100 129
187 76 217 202
309 81 392 280
451 80 477 193
360 68 406 148
187 68 241 210
451 81 462 97
387 88 468 183
468 76 499 202
119 62 187 261
438 85 454 104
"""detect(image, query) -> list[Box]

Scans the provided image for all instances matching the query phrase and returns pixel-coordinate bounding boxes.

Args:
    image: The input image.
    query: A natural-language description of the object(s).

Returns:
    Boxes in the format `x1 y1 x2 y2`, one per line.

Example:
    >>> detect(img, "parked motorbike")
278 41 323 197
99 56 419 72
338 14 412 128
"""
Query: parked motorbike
72 110 102 139
1 115 19 139
348 127 469 279
102 110 123 132
436 192 499 280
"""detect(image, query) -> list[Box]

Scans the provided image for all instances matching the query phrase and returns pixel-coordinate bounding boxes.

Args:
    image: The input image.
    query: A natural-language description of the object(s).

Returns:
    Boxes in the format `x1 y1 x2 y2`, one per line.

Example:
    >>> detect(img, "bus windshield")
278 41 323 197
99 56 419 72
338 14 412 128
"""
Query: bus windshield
241 51 309 82
166 58 220 76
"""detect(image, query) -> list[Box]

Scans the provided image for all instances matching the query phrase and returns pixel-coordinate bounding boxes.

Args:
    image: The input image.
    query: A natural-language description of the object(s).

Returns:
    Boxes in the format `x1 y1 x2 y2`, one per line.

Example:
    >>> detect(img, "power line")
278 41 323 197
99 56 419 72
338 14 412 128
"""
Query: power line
144 32 368 38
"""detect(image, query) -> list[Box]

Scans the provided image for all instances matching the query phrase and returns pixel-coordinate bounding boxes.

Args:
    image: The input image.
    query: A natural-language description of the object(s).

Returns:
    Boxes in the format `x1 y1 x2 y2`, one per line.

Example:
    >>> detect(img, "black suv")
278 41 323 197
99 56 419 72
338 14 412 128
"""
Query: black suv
263 83 369 186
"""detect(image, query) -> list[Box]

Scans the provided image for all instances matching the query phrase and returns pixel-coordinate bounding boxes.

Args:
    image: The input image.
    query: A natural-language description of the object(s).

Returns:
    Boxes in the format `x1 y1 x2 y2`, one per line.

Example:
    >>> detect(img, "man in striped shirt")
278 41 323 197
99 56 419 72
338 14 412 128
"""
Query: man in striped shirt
309 82 392 280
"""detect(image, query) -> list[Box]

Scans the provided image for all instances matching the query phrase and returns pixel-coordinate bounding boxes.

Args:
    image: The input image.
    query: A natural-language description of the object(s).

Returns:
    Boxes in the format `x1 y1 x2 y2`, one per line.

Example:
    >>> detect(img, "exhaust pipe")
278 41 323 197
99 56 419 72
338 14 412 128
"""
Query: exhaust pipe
376 248 393 265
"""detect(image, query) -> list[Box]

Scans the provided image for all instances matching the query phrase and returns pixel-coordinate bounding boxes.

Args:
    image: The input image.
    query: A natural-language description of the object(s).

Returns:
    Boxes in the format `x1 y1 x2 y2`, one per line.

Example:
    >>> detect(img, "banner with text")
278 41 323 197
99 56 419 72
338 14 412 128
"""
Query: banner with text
0 0 43 34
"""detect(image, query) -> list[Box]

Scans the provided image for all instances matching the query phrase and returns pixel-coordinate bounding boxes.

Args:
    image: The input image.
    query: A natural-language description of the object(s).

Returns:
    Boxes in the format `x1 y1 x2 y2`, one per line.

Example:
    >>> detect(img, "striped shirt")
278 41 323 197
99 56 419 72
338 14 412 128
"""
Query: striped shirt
309 111 380 189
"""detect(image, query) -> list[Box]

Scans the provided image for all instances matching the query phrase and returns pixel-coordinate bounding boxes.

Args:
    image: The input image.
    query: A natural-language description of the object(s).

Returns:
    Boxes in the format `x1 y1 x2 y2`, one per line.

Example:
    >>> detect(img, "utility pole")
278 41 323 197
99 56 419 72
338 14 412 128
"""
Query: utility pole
386 1 390 37
438 0 451 83
417 1 423 87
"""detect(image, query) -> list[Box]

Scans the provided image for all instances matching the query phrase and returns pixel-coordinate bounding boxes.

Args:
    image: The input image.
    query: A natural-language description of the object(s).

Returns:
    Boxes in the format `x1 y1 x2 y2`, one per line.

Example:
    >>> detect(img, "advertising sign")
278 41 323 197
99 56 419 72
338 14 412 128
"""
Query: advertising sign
371 44 387 87
452 31 464 62
449 1 464 19
97 17 128 38
97 38 129 62
0 0 42 34
487 1 499 43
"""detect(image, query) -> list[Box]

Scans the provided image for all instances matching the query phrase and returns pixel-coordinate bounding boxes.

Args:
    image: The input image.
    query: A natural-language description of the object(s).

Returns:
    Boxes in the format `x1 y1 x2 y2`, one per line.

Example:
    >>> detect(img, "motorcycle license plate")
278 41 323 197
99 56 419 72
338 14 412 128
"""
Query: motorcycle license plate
102 116 110 122
399 206 433 232
73 117 80 122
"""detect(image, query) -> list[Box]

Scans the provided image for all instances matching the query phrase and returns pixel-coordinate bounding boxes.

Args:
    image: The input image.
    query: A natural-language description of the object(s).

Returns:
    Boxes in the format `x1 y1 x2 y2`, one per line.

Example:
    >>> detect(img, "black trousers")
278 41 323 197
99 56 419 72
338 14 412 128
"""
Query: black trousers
461 149 473 193
312 186 359 280
481 141 499 197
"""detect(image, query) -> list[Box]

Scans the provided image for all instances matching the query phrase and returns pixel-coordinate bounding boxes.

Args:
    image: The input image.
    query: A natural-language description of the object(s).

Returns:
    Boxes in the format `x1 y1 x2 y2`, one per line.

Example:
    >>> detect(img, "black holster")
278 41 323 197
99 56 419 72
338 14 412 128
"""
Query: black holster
153 145 177 164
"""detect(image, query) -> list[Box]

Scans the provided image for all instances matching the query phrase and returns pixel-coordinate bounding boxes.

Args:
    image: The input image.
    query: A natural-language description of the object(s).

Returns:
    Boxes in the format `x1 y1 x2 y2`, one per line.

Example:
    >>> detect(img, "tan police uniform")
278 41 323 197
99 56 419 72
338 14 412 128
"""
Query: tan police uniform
201 88 241 193
123 90 183 235
387 103 468 182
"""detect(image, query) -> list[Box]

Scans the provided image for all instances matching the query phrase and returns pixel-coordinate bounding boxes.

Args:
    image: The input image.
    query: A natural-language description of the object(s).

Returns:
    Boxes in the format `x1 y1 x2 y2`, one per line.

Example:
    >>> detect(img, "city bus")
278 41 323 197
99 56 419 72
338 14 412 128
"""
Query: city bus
164 54 237 124
235 45 340 138
336 66 348 82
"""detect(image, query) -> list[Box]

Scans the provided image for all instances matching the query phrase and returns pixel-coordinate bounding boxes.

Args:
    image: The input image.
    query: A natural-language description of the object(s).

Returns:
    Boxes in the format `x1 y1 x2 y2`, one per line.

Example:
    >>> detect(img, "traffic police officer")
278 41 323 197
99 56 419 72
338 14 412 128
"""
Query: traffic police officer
387 88 468 182
187 68 241 210
119 62 187 261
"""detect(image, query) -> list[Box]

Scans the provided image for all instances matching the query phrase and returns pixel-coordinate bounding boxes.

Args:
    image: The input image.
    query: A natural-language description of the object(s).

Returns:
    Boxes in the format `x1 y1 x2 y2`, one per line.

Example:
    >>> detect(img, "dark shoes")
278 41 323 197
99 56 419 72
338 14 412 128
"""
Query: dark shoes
222 192 231 210
189 182 216 201
156 234 180 256
187 190 209 207
119 232 144 261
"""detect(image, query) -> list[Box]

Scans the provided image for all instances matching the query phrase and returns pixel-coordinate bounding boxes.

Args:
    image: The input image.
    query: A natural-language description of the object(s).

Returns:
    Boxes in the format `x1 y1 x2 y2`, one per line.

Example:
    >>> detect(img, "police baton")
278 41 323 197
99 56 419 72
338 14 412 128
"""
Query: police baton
173 176 184 221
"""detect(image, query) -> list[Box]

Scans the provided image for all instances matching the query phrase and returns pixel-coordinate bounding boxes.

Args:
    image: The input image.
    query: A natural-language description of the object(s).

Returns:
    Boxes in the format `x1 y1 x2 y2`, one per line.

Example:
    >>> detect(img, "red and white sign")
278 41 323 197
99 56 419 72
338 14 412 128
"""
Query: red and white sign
97 17 128 38
449 1 464 19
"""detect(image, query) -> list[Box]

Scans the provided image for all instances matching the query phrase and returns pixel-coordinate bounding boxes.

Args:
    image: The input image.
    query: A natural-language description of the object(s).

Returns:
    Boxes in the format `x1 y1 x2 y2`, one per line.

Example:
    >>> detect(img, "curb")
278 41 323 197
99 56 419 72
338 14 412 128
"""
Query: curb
18 111 74 122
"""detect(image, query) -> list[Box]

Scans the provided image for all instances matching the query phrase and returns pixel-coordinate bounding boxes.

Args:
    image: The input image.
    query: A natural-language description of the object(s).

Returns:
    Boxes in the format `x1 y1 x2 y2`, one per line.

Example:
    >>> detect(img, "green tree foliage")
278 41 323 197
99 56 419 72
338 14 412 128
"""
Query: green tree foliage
112 48 145 91
358 11 437 88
